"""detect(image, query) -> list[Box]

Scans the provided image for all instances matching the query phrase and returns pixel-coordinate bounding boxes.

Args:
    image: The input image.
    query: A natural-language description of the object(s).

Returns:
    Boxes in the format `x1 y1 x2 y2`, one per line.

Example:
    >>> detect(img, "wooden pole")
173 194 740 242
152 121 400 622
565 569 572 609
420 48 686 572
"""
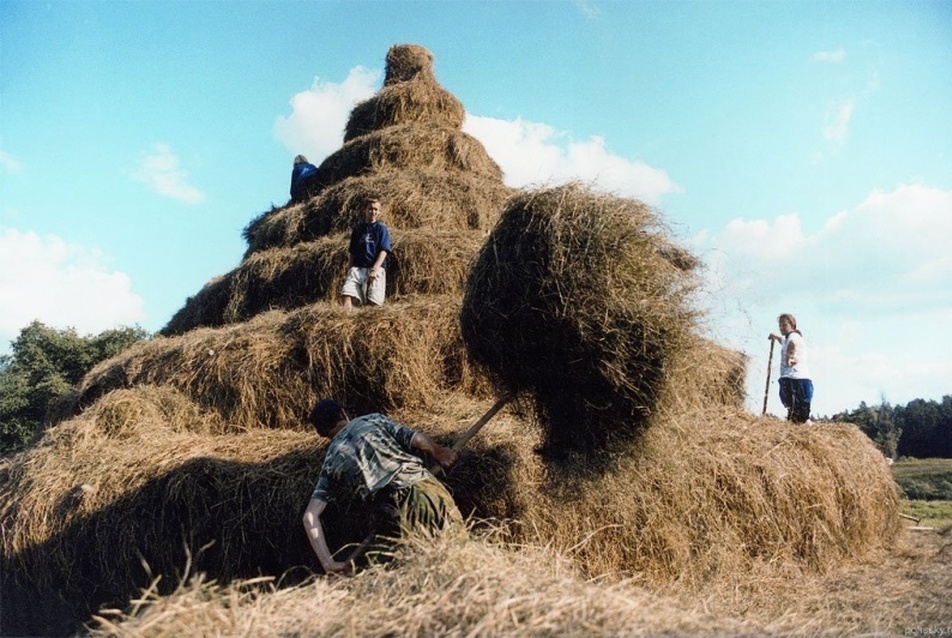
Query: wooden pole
762 338 776 415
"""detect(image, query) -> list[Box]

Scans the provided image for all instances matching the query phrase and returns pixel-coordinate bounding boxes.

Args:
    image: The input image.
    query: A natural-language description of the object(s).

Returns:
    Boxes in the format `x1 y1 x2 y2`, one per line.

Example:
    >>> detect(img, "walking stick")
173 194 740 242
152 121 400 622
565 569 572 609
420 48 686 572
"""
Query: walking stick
762 338 775 415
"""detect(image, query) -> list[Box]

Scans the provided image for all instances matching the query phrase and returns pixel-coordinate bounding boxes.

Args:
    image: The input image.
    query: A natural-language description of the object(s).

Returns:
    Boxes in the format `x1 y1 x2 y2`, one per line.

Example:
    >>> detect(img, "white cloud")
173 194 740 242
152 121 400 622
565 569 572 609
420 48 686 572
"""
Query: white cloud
274 66 381 163
464 115 678 205
691 183 952 416
129 143 206 204
275 65 677 205
813 48 846 63
822 98 855 147
0 228 145 351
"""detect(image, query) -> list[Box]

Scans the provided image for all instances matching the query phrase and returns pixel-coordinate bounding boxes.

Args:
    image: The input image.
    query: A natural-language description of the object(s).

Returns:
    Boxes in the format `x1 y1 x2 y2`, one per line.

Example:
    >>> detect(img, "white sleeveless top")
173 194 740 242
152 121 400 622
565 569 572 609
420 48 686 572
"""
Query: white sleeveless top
780 331 811 379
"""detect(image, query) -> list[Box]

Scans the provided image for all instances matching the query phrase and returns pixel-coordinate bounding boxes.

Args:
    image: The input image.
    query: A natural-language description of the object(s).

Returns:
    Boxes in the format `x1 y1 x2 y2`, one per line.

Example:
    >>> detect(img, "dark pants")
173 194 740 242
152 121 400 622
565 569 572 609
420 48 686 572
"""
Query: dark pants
779 377 814 423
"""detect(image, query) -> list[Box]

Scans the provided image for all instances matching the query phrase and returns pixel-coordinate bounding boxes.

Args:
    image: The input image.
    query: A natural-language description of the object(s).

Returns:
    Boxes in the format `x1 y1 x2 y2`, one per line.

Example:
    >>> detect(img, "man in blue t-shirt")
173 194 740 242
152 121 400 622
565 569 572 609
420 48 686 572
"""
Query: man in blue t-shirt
290 155 319 203
341 196 392 309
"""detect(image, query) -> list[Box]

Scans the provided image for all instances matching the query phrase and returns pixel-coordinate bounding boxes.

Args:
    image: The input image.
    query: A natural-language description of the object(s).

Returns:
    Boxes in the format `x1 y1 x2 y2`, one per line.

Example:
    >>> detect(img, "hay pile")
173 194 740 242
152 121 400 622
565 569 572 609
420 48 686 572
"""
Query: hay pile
462 183 710 455
165 43 511 336
81 296 491 429
0 43 904 637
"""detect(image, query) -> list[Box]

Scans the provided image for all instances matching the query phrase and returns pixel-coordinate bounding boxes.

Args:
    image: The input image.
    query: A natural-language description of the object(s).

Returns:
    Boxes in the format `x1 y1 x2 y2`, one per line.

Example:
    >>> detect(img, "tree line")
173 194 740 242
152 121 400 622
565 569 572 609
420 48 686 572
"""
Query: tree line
831 395 952 461
2 321 950 460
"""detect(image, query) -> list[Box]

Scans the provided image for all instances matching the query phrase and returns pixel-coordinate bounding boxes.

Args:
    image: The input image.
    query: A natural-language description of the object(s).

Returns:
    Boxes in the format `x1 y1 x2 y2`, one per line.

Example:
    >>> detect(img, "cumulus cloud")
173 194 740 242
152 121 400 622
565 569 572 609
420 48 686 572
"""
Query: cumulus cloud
691 183 952 415
275 67 381 163
813 48 846 63
129 143 206 204
464 115 678 204
0 228 145 350
275 66 677 205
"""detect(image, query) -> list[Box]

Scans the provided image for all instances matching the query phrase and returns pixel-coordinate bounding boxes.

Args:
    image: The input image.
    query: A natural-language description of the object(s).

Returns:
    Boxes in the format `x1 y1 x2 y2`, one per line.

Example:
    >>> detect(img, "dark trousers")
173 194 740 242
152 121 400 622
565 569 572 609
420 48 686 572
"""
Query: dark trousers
779 377 814 423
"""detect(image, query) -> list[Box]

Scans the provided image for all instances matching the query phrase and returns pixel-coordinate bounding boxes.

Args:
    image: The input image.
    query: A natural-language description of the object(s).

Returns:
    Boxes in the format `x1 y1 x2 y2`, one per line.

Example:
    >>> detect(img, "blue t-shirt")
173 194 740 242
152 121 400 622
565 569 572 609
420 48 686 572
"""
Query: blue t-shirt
348 221 392 268
290 162 318 200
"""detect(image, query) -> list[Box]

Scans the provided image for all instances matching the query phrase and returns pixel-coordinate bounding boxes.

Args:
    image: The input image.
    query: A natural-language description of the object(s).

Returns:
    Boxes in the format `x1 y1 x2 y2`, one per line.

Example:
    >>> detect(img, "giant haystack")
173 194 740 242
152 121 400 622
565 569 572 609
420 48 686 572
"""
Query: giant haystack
0 44 900 638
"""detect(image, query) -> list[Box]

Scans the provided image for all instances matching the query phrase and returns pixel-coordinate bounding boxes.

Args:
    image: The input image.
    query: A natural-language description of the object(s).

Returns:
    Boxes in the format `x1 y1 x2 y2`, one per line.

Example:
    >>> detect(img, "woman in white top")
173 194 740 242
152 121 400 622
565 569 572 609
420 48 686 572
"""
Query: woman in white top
769 313 814 423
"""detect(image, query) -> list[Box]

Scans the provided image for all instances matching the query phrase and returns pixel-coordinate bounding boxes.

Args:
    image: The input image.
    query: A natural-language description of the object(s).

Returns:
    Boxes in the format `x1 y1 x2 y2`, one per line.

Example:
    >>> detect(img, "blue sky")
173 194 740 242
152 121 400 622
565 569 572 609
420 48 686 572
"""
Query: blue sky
2 0 950 418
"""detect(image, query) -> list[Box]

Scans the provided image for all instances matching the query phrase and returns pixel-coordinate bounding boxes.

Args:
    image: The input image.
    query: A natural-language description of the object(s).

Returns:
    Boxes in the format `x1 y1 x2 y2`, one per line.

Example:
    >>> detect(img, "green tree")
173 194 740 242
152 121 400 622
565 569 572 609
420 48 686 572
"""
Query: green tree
832 397 901 460
0 321 148 455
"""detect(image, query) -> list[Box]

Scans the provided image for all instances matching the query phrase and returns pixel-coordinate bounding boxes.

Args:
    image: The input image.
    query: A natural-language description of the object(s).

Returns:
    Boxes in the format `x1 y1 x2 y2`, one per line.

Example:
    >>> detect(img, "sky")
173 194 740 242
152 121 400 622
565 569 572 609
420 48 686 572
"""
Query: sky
1 0 950 418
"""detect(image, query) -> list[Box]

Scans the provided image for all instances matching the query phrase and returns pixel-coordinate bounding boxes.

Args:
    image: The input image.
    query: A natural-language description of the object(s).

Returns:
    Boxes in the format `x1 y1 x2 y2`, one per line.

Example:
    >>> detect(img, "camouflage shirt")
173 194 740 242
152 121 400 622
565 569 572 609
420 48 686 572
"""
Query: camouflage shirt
310 413 432 503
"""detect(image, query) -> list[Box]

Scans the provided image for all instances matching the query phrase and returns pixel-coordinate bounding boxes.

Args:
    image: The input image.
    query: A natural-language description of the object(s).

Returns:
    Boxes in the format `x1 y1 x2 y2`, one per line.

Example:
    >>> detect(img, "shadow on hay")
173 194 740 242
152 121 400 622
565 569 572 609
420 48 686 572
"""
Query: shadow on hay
2 450 311 636
0 440 524 637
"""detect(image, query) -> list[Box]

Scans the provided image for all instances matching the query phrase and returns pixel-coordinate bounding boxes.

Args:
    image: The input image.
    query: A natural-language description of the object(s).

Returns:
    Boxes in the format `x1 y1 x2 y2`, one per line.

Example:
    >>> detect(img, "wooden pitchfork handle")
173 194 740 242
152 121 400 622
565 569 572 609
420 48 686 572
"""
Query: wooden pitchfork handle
343 392 514 564
762 337 776 415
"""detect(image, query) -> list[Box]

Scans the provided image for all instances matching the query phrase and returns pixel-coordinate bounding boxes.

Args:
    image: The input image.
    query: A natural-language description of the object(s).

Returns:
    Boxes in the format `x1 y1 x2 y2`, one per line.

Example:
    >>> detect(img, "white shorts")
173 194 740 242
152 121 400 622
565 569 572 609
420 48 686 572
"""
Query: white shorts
341 266 386 306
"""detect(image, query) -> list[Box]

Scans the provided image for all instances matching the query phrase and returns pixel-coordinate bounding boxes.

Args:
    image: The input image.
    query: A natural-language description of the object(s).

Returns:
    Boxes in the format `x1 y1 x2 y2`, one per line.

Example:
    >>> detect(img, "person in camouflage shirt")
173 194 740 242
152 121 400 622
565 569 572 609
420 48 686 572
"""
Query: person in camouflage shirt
302 399 462 574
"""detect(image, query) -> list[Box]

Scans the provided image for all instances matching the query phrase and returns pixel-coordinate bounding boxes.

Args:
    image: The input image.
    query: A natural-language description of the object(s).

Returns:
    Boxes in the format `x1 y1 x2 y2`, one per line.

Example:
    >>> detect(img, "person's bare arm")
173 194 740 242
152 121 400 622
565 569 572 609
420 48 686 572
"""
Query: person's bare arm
369 249 389 281
410 431 458 470
785 338 798 366
302 498 351 575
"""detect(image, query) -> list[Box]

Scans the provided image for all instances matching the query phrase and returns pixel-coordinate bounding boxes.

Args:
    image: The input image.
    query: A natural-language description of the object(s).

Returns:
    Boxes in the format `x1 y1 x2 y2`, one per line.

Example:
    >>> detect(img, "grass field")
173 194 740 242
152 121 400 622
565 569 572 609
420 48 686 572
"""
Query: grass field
893 457 952 530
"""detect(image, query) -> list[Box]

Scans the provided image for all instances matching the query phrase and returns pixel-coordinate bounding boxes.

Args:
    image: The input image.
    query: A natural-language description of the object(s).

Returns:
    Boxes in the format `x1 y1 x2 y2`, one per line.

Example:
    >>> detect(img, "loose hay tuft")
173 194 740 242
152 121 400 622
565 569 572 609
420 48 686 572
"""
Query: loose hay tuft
461 183 701 455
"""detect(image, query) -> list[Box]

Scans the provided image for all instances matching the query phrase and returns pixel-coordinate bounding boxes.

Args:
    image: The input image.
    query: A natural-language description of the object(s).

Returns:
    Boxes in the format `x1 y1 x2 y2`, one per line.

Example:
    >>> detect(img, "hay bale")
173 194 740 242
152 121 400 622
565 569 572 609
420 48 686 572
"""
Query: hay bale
162 230 490 335
383 44 436 85
461 183 700 456
0 407 324 636
312 124 503 191
442 407 902 584
345 80 465 141
82 296 492 432
243 170 511 256
242 203 305 255
298 171 511 240
1 398 900 637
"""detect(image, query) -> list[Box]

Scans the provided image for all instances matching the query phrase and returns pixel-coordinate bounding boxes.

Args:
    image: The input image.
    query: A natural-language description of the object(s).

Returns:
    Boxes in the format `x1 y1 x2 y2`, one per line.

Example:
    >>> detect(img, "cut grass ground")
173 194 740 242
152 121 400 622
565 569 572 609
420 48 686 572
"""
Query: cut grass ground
900 499 952 530
893 457 952 530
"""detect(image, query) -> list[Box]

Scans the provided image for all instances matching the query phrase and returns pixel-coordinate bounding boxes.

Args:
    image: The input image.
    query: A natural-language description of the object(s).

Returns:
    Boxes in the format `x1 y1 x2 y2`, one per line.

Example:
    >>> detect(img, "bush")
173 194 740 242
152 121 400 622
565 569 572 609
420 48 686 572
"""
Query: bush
0 321 147 455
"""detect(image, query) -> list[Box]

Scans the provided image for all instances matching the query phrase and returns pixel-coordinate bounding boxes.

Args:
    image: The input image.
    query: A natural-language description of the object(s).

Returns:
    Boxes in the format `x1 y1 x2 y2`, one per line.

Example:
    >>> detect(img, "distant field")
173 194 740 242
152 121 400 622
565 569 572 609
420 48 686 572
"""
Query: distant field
893 458 952 530
892 457 952 500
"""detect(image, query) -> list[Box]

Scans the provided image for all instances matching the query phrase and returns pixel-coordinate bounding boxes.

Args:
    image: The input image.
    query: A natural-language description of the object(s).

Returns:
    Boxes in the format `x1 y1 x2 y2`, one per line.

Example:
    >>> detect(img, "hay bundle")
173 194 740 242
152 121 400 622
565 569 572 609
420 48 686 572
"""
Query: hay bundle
81 296 491 432
441 406 901 585
243 170 511 255
1 395 901 637
313 124 503 190
383 43 436 85
163 230 490 335
507 410 902 583
345 80 465 142
296 171 511 241
0 401 323 635
461 183 700 455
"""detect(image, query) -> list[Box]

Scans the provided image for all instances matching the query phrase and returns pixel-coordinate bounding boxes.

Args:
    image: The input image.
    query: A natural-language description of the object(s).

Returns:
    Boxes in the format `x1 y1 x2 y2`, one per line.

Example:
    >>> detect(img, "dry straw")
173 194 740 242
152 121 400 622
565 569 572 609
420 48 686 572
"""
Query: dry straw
345 80 465 141
84 296 491 431
0 42 911 637
165 230 490 336
461 183 703 456
312 123 502 190
244 171 510 255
